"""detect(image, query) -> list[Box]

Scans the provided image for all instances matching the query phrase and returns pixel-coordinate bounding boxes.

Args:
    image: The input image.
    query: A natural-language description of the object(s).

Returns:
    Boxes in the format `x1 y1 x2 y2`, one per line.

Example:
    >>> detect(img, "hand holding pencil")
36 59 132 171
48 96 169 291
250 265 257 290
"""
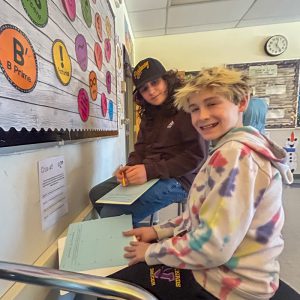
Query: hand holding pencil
115 164 128 187
115 164 147 186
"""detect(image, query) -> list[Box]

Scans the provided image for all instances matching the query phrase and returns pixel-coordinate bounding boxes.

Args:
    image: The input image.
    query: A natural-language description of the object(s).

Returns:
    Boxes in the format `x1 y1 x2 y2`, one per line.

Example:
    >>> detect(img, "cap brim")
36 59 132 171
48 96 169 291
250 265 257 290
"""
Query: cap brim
132 72 166 94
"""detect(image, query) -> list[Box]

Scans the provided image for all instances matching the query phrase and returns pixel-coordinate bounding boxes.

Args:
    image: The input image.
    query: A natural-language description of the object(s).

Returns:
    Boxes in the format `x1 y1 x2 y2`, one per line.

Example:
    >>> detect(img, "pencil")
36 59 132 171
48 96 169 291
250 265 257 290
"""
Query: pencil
121 171 126 187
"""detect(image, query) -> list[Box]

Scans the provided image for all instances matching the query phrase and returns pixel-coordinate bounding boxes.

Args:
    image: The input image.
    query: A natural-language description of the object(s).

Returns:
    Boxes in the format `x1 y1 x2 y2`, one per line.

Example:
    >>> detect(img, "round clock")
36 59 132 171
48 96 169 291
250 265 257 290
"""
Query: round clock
264 35 288 56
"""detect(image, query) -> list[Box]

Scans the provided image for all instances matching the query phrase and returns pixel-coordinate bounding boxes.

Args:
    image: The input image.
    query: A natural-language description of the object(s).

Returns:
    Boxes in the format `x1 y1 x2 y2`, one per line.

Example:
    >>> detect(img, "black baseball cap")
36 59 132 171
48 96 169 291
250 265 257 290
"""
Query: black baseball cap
132 58 167 93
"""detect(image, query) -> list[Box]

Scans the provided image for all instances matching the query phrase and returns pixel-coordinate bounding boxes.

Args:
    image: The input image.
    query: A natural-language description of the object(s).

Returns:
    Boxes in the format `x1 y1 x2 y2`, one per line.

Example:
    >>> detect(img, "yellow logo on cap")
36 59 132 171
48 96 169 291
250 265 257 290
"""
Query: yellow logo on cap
134 61 149 79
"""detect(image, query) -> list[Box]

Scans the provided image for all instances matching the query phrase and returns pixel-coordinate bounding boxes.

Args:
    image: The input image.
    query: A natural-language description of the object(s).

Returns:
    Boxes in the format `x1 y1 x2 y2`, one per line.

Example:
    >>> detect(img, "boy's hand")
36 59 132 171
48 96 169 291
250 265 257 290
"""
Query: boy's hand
114 165 129 185
123 227 158 243
124 165 147 185
124 241 151 265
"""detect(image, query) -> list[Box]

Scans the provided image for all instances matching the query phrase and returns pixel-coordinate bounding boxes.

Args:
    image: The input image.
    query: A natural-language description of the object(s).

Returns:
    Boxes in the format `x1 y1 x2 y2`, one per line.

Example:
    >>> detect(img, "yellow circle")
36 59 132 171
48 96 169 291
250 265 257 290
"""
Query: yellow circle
52 39 72 85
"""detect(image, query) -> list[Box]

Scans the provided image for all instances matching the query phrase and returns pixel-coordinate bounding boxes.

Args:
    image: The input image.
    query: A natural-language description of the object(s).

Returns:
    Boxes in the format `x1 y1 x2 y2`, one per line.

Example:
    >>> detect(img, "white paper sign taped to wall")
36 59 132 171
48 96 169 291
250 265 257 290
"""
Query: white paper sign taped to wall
38 156 68 231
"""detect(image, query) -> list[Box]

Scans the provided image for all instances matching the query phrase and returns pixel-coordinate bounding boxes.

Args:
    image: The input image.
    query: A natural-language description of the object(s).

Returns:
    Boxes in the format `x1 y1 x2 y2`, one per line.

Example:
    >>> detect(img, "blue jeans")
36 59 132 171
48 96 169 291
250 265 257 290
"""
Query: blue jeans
89 177 187 227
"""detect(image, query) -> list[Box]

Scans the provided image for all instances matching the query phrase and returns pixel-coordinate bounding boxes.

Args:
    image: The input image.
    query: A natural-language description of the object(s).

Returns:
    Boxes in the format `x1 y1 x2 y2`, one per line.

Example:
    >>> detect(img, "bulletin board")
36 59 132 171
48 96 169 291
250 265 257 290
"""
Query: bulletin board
0 0 119 148
227 60 300 129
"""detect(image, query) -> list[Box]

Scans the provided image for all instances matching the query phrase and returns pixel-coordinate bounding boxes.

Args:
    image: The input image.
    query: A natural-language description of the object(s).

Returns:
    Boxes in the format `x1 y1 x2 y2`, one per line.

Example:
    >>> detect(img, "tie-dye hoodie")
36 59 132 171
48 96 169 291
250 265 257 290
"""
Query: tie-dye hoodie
145 127 293 300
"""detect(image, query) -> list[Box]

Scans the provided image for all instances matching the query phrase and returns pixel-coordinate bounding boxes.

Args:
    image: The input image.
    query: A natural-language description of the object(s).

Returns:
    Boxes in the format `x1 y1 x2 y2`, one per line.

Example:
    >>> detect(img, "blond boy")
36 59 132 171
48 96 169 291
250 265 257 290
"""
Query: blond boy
110 67 293 300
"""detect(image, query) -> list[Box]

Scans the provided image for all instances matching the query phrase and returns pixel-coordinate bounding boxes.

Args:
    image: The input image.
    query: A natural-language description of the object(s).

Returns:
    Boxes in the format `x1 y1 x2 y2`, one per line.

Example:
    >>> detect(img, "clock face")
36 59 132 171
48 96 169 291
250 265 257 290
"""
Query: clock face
265 35 288 56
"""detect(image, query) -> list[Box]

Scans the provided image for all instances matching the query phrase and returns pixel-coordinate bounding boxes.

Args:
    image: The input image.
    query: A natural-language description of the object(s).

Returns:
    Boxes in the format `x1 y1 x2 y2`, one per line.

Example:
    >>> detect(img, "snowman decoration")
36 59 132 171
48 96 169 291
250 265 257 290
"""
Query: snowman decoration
283 132 298 173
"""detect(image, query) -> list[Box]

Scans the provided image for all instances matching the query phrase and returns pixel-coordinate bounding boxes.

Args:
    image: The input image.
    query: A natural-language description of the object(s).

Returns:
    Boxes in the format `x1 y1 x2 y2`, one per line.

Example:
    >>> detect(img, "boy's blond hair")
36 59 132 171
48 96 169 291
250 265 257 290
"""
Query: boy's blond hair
175 67 250 112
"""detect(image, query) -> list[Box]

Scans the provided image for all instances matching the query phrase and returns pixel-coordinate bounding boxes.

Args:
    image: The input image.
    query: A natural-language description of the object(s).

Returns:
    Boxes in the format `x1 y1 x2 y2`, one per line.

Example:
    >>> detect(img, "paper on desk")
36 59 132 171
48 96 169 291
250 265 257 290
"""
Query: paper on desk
96 179 159 205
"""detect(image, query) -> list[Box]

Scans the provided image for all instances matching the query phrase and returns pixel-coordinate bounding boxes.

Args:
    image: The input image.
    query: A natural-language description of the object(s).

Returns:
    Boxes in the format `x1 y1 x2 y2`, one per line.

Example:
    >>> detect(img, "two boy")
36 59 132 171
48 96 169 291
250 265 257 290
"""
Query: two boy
109 67 293 300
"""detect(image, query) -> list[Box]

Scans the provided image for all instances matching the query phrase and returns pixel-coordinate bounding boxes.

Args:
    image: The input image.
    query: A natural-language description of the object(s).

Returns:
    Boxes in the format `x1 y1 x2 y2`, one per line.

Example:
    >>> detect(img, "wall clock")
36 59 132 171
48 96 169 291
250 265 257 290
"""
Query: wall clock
264 35 288 56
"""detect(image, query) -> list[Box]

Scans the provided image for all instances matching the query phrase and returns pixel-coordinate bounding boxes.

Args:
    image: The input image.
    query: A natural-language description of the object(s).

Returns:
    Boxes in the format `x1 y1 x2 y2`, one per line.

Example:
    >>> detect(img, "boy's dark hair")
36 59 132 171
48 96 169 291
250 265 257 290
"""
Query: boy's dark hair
134 70 183 119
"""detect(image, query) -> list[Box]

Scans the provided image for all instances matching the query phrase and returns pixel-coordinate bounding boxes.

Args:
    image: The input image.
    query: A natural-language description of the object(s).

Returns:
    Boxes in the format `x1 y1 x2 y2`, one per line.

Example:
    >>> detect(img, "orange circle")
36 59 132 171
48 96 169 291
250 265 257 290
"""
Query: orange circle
0 24 37 92
89 71 98 101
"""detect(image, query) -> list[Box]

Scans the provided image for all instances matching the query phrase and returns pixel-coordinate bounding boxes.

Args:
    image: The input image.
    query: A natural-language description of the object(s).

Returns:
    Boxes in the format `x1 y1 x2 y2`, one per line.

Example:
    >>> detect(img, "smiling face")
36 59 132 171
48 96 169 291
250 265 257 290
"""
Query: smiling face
188 89 248 141
138 77 168 106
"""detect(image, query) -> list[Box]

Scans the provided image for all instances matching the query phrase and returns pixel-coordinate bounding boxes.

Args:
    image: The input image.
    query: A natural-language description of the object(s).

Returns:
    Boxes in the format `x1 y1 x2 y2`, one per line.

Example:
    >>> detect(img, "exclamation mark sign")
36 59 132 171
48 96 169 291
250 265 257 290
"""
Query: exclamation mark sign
59 45 64 68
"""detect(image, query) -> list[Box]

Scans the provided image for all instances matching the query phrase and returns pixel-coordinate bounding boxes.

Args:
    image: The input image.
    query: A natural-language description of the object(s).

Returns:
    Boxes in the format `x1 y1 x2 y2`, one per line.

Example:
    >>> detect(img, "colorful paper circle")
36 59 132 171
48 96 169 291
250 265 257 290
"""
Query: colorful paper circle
62 0 76 21
81 0 92 28
52 39 72 86
0 24 38 93
105 16 112 39
116 43 122 69
89 71 98 101
21 0 48 27
108 100 114 121
78 88 90 122
106 71 111 94
104 38 111 63
95 13 103 42
75 34 88 71
101 93 107 117
94 42 103 71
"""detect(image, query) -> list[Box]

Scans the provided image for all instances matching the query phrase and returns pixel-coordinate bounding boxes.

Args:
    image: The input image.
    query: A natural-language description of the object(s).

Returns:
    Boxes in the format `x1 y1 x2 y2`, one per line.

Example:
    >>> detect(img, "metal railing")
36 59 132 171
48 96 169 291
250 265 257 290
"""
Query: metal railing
0 261 158 300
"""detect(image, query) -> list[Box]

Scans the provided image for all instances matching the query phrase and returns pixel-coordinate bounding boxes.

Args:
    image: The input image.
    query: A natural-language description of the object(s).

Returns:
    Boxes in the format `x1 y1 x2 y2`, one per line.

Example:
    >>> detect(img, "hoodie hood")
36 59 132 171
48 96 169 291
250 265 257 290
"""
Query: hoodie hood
211 126 293 184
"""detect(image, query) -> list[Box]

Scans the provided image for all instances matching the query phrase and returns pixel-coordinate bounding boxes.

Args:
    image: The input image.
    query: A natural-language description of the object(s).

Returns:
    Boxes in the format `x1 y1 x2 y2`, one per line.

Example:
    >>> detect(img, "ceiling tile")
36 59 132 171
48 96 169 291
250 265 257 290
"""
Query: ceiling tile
167 21 238 35
129 9 166 32
124 0 168 12
167 0 254 28
134 29 166 38
126 0 300 39
243 0 300 19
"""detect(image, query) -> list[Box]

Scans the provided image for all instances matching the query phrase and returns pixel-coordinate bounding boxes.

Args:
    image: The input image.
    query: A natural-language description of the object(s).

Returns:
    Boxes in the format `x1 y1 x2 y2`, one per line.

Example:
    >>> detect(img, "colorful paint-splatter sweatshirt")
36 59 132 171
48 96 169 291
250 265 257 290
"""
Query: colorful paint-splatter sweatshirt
145 127 293 300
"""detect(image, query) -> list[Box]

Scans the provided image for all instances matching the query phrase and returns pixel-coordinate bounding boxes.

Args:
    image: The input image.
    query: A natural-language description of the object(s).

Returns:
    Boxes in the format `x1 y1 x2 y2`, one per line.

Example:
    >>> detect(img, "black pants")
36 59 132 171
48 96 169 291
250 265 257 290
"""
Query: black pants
108 263 218 300
89 176 119 215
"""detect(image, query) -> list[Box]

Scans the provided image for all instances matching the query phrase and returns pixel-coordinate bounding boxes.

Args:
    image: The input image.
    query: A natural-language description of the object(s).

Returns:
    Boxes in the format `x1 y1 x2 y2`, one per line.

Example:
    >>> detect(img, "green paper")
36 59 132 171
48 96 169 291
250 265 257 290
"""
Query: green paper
60 215 132 272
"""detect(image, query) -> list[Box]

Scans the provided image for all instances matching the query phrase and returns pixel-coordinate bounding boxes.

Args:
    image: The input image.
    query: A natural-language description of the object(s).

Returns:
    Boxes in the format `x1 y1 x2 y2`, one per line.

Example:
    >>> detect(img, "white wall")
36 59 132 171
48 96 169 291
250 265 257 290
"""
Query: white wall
0 1 133 298
135 22 300 292
135 21 300 70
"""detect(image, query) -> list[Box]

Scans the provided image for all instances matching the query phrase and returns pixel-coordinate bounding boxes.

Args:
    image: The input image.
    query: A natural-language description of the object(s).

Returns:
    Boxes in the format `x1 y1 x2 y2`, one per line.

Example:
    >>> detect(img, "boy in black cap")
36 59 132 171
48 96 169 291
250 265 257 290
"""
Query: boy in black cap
90 58 208 227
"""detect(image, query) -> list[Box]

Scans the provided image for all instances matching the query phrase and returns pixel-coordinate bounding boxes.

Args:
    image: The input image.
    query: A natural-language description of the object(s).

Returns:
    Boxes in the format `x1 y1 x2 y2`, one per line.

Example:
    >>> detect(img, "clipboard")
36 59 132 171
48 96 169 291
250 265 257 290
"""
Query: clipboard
95 179 159 205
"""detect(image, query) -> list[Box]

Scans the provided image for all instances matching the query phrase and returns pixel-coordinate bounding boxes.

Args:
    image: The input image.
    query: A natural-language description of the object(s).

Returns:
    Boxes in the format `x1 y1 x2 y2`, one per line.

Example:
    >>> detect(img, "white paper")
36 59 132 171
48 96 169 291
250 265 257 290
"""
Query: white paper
266 109 285 119
38 156 68 231
265 85 286 95
249 65 278 77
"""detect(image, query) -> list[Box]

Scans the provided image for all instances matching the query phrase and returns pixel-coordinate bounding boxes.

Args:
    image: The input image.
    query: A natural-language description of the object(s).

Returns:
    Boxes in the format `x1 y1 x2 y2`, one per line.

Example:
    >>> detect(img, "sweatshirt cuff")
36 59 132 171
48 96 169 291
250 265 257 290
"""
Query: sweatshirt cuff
145 243 161 265
153 224 174 240
144 163 157 180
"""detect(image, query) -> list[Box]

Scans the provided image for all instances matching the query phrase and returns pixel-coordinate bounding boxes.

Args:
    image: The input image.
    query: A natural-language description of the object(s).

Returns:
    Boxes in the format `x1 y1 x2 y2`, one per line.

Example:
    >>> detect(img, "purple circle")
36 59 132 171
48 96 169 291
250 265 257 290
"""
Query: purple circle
106 71 111 94
75 34 88 71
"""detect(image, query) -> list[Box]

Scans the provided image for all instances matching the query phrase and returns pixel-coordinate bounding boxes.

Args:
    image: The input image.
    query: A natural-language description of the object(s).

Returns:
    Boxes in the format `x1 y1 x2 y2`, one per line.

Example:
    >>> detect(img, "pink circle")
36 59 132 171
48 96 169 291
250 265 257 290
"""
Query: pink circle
62 0 76 21
104 38 111 62
78 88 90 122
106 71 111 94
101 93 107 117
94 42 103 71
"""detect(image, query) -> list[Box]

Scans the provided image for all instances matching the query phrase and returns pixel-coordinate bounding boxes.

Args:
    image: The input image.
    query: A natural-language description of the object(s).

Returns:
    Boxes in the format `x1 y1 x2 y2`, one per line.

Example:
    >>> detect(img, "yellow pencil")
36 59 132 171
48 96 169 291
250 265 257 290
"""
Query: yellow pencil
121 171 126 187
